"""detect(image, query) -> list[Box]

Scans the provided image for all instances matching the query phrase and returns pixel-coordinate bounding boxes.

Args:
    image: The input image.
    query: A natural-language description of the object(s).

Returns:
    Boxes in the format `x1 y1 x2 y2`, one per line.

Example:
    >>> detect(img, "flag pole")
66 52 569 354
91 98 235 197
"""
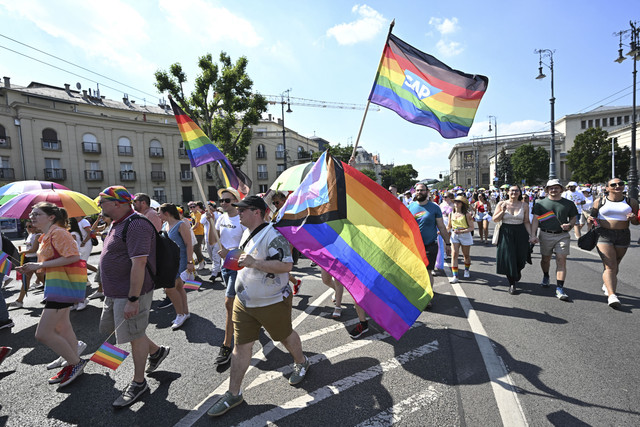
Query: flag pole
351 19 395 161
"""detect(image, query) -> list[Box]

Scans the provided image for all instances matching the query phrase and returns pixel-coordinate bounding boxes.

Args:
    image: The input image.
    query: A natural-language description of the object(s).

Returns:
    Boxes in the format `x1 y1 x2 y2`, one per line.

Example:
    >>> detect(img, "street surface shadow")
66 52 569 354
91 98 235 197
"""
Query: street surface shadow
547 410 591 426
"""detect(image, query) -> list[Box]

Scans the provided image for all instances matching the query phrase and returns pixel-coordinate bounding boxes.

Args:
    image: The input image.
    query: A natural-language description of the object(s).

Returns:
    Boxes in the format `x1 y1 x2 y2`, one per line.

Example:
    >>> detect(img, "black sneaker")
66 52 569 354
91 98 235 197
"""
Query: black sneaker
145 346 170 373
541 276 550 287
113 380 149 408
157 297 173 309
215 345 232 365
0 319 14 330
349 321 369 339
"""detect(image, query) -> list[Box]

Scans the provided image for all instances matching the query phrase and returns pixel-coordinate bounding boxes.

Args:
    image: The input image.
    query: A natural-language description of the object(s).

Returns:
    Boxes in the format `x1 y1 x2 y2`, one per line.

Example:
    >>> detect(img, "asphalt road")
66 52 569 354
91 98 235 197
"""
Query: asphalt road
1 226 639 426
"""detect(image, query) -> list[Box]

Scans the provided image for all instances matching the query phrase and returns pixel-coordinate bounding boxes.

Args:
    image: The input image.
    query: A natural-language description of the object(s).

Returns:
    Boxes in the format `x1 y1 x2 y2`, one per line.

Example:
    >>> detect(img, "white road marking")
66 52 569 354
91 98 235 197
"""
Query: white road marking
355 386 442 427
246 321 426 390
446 267 529 427
174 287 334 426
236 341 440 427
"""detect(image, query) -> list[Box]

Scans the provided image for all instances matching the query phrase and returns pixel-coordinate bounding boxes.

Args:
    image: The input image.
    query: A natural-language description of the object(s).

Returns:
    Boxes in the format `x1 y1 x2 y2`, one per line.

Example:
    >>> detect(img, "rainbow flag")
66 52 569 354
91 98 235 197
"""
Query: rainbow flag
537 211 556 222
274 152 432 339
183 280 202 290
90 342 129 370
369 33 488 139
0 251 12 276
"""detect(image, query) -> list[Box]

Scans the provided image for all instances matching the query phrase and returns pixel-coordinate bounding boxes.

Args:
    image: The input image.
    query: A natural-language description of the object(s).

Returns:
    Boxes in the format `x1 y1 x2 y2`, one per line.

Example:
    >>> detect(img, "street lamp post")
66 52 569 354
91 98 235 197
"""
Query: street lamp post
488 116 498 181
281 89 292 170
534 49 557 180
614 22 639 200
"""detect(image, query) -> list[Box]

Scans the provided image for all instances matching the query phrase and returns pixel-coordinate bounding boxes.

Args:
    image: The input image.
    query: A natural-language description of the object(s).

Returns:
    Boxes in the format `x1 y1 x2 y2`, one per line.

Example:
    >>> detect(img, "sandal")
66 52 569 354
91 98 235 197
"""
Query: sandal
332 306 342 319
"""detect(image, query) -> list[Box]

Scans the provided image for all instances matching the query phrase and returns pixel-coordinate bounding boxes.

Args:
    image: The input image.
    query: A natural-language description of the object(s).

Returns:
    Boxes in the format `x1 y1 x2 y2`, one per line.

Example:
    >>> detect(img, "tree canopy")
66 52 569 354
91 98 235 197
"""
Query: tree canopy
359 168 377 181
381 164 419 192
566 127 630 183
154 52 267 166
496 148 513 187
311 143 355 163
511 144 550 186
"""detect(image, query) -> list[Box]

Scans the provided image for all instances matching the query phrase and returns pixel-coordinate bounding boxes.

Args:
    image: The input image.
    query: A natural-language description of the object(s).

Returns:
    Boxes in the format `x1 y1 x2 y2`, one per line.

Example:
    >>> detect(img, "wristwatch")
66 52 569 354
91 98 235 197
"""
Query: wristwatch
128 296 139 302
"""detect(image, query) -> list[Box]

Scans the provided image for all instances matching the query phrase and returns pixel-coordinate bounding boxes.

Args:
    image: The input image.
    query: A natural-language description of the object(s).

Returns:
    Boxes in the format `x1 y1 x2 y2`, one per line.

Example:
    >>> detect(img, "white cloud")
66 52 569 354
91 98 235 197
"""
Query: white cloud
0 0 156 76
158 0 262 47
436 40 463 57
399 141 454 179
428 17 459 35
326 4 387 45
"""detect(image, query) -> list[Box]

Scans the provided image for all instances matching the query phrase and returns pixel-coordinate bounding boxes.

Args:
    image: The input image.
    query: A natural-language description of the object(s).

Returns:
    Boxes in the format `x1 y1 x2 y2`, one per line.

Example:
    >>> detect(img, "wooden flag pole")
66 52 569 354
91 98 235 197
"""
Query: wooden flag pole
351 19 395 161
192 168 222 248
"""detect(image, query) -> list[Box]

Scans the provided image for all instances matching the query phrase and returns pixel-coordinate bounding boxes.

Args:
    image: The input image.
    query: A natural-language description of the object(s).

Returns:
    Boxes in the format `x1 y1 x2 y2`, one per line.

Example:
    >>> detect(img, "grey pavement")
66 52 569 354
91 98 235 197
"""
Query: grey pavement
0 226 639 426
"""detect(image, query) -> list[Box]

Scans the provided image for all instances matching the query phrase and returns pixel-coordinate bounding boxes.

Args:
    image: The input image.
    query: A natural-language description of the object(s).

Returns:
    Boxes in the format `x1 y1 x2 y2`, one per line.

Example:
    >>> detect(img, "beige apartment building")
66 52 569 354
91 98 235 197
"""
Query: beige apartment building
0 77 321 203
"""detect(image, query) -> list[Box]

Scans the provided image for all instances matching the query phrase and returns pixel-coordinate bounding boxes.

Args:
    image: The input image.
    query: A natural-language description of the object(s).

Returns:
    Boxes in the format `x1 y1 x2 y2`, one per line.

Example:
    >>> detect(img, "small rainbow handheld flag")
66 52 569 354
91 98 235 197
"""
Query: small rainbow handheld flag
183 280 202 290
90 342 129 370
0 251 12 276
537 211 556 222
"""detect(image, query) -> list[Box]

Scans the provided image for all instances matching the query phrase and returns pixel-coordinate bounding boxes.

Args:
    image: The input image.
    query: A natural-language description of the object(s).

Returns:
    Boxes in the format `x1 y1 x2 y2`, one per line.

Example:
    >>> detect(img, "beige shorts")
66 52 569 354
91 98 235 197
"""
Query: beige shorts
539 231 571 257
99 291 153 344
233 294 293 345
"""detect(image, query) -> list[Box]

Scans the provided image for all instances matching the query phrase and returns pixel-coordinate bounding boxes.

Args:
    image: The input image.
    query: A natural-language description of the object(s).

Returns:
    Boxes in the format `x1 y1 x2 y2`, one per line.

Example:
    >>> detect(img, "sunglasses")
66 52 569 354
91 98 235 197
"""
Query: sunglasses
219 198 234 204
609 182 624 188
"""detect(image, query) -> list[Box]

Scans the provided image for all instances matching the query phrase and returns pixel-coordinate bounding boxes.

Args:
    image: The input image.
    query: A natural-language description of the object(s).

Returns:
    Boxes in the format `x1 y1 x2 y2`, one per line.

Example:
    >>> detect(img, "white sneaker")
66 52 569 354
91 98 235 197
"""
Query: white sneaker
197 261 206 270
171 314 187 330
608 294 621 308
88 290 104 300
449 276 459 284
49 340 87 369
74 299 89 311
602 284 608 295
463 270 470 279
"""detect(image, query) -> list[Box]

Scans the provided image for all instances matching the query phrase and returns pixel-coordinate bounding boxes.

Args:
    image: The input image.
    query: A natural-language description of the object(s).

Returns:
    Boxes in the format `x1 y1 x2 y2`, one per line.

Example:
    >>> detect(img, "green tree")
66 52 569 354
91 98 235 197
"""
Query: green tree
496 148 513 186
359 168 377 181
311 143 355 163
154 52 267 166
380 164 419 192
511 144 549 186
567 127 630 183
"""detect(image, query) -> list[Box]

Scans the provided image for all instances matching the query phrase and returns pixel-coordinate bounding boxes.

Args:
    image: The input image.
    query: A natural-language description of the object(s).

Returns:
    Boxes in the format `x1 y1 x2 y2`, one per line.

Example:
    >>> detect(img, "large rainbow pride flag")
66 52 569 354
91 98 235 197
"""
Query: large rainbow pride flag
169 98 250 197
274 152 432 339
369 33 488 139
0 251 12 276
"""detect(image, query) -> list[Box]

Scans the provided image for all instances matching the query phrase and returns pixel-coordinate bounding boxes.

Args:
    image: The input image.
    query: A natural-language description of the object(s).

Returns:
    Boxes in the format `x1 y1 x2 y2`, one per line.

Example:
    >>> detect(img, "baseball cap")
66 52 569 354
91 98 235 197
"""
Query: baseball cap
567 181 578 187
232 195 267 211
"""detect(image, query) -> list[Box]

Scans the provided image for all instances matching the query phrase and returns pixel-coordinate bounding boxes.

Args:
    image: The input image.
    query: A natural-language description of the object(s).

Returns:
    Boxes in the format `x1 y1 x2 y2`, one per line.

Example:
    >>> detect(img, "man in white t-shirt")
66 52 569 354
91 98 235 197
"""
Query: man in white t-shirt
213 188 246 366
562 181 586 238
208 195 308 417
201 201 221 281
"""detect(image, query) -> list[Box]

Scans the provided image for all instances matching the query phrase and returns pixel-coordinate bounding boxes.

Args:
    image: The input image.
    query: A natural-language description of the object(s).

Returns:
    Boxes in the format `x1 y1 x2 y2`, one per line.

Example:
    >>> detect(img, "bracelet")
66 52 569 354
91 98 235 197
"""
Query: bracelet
446 243 451 246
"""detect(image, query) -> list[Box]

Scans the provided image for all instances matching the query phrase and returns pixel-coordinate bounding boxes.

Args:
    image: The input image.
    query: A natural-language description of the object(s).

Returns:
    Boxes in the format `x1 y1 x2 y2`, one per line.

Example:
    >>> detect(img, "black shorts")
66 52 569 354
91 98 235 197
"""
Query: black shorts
44 301 75 309
597 228 631 248
424 241 439 271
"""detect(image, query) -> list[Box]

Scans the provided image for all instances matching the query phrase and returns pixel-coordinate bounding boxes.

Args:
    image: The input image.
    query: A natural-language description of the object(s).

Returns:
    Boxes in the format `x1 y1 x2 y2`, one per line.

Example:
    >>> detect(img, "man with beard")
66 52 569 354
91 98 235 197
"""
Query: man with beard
408 183 451 305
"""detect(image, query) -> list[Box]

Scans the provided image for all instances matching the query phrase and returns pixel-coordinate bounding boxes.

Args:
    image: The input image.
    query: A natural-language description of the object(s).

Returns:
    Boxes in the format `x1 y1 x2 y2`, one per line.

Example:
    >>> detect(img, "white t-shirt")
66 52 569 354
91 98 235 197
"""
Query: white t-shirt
235 225 293 308
200 211 220 245
583 195 594 213
562 190 586 213
215 213 246 249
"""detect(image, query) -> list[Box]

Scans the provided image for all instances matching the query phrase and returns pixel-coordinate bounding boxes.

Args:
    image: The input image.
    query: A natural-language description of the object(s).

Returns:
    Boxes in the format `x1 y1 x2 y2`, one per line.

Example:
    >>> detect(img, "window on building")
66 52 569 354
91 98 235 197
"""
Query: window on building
581 120 586 129
208 186 217 201
153 188 166 204
257 164 268 180
610 117 615 126
182 186 193 203
276 164 285 176
0 124 5 137
588 119 593 128
276 143 285 159
259 184 268 193
595 118 600 127
118 136 133 156
257 144 266 159
255 127 267 137
467 178 472 185
120 162 133 171
82 133 100 153
149 139 164 157
617 116 622 125
42 128 60 150
624 115 630 124
0 156 9 168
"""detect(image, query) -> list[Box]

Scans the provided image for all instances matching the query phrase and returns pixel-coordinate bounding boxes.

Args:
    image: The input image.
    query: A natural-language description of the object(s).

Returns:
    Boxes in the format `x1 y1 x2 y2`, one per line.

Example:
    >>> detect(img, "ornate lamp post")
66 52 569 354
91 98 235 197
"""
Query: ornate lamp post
614 22 639 200
534 49 557 180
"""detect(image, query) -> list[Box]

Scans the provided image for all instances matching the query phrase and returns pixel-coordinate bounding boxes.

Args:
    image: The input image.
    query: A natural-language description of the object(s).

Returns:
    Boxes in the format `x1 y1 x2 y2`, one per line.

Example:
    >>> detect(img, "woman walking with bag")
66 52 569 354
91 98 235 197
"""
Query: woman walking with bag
493 185 534 295
589 178 639 308
17 202 88 387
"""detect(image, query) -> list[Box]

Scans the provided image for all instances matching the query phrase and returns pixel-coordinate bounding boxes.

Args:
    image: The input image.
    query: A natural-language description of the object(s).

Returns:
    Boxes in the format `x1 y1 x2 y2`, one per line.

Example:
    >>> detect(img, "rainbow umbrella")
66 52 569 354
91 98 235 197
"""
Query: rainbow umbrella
0 189 100 219
269 162 313 192
0 180 70 205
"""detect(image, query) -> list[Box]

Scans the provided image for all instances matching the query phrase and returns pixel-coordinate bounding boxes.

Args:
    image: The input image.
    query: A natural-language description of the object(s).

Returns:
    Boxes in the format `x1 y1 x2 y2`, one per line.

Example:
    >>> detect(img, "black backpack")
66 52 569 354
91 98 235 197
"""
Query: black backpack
122 214 180 289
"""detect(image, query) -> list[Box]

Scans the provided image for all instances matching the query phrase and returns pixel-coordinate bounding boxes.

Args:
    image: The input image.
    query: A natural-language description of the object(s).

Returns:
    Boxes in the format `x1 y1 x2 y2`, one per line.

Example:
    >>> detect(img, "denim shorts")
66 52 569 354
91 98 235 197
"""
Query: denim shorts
221 267 238 298
597 227 630 248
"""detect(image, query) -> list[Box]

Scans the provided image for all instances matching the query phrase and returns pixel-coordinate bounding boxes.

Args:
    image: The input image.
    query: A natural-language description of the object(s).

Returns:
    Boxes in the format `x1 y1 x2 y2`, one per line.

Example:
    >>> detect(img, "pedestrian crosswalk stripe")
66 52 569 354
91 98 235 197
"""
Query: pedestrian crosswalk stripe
355 386 442 426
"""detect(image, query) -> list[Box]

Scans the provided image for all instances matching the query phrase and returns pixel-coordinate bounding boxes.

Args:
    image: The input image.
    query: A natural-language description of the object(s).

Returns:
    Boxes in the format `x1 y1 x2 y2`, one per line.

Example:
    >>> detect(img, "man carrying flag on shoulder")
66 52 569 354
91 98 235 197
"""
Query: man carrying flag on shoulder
208 196 309 417
530 179 578 301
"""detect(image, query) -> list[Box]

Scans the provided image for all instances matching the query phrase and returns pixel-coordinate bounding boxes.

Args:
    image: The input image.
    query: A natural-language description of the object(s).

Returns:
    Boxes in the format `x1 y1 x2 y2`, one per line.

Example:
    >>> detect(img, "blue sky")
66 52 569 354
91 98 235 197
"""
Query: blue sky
0 0 637 180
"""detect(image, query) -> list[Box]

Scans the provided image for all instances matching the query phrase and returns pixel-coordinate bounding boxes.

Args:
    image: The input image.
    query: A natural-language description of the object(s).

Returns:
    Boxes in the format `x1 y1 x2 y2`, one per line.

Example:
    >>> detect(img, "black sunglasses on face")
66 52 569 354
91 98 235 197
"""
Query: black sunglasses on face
609 182 624 188
219 198 234 204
